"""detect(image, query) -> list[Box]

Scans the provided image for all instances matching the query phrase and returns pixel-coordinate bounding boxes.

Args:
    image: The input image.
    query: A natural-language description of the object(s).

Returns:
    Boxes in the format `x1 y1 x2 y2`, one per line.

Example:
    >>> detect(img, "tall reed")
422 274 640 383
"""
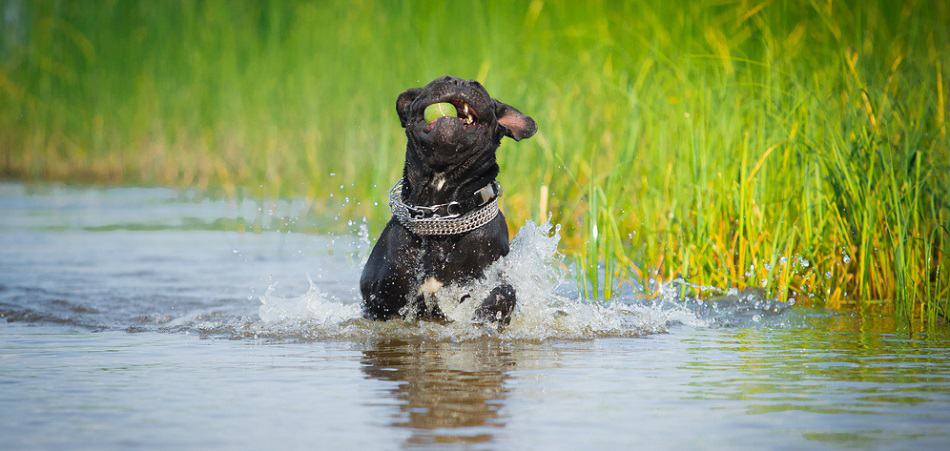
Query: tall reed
1 0 947 321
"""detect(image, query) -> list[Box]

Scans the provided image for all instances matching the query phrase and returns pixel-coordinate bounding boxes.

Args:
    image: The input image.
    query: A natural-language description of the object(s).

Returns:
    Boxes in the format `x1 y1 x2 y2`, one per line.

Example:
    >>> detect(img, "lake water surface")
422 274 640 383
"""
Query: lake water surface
1 183 949 450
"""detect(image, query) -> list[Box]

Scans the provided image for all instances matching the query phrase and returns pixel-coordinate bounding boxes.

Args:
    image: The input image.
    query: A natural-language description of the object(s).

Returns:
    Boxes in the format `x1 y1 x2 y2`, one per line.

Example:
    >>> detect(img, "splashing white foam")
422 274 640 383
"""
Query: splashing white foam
257 221 706 341
259 279 361 325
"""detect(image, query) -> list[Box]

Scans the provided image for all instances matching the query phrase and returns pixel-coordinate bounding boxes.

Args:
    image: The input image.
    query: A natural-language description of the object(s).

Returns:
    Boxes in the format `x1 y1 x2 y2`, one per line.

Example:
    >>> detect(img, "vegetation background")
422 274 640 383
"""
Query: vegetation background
1 0 947 324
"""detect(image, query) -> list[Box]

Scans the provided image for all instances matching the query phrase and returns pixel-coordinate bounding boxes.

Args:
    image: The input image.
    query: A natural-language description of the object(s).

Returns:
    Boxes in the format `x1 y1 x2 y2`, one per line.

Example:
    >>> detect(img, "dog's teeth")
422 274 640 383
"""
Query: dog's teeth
463 103 469 115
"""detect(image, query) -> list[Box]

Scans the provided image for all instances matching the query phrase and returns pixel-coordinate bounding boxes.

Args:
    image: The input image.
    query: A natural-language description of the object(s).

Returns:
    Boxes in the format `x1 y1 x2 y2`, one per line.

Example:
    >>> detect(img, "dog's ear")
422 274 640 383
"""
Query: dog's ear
396 87 422 128
494 101 536 141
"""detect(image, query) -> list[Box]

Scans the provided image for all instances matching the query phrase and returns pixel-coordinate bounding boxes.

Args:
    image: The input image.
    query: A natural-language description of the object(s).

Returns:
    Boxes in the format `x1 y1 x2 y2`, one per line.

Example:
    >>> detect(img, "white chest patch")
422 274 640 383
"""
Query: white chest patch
433 176 445 191
418 277 443 295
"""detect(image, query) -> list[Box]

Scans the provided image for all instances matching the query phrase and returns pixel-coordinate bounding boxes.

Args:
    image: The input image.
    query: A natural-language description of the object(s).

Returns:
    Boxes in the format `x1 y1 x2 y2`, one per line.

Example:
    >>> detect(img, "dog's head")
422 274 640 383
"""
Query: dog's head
396 76 536 169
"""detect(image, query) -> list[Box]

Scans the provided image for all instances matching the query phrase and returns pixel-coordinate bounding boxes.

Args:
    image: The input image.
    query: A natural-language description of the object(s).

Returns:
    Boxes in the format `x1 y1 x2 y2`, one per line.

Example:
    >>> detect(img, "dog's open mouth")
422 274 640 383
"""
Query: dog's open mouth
424 99 479 130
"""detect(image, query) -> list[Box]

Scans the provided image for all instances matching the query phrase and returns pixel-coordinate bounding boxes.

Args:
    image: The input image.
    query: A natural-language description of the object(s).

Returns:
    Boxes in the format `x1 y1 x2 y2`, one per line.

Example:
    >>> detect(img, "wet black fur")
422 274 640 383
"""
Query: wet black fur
360 76 536 325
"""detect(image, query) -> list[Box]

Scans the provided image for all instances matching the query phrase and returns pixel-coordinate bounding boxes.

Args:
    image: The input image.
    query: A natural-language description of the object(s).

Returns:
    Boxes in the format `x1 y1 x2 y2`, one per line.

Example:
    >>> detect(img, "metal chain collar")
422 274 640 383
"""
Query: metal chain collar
389 179 500 236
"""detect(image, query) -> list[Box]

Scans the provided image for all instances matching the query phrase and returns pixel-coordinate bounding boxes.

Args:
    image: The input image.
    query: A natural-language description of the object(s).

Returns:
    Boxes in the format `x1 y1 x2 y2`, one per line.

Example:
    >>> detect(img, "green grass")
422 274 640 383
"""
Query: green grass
1 0 948 323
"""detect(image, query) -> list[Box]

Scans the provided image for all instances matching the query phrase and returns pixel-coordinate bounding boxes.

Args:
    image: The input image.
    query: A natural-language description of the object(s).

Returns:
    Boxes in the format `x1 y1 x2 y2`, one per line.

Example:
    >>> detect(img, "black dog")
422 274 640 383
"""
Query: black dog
360 76 536 325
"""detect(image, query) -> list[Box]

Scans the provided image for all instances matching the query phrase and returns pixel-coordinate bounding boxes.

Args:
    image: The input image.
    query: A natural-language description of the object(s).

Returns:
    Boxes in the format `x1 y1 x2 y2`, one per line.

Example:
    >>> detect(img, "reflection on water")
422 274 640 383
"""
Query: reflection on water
2 320 950 449
678 322 950 447
361 340 515 447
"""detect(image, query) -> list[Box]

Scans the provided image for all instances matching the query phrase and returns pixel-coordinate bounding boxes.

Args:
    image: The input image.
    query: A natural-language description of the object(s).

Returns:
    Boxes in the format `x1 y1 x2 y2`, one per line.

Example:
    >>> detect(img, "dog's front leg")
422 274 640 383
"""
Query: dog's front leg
360 220 420 320
473 284 516 326
402 276 449 322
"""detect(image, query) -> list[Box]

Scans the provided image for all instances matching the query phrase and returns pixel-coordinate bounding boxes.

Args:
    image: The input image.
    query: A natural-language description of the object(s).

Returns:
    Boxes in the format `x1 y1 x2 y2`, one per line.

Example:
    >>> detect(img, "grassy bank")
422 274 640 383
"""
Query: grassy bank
1 0 948 322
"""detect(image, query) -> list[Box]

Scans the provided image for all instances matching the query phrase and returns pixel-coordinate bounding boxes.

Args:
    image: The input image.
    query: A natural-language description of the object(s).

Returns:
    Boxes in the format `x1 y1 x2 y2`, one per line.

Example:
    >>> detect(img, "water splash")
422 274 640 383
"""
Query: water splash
259 279 361 326
255 221 712 341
